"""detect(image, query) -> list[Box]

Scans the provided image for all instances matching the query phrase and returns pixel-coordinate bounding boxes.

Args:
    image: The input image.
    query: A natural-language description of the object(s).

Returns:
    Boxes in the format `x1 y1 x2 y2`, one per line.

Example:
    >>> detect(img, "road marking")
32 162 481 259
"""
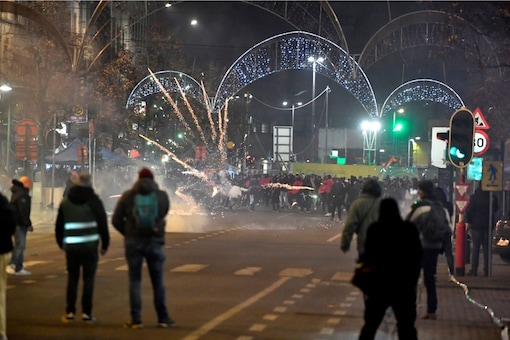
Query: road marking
320 327 334 335
279 268 313 277
263 314 278 321
331 272 351 281
171 264 208 273
273 306 287 313
249 323 266 331
23 260 50 268
327 233 342 242
235 267 262 276
182 276 291 340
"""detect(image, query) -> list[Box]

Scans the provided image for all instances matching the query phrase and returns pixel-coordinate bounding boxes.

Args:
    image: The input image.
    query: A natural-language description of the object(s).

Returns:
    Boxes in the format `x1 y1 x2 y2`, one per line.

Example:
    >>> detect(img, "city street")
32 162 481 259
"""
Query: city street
5 206 509 340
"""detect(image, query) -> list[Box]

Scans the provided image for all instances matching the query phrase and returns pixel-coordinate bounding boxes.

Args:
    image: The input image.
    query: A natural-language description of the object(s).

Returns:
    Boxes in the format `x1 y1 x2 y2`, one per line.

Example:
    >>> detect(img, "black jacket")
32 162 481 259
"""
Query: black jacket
0 192 15 254
55 185 110 251
465 188 498 230
112 178 170 244
10 180 32 228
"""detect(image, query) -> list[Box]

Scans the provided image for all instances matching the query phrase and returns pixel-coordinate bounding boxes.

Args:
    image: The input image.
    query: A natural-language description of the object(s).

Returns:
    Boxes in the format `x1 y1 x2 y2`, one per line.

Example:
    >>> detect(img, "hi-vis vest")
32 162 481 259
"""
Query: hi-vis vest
62 200 99 248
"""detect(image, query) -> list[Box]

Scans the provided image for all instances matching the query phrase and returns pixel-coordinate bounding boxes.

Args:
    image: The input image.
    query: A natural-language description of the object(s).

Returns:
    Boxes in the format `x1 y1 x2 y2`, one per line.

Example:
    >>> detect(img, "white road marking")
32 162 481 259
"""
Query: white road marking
327 233 342 242
234 267 262 276
249 323 266 332
279 268 313 277
320 327 334 335
273 306 287 313
182 276 291 340
263 314 278 321
171 264 208 273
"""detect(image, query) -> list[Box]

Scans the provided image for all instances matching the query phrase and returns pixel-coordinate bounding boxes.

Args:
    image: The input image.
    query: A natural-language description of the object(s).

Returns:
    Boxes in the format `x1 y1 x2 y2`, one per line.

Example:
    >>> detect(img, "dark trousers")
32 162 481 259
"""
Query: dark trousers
422 248 440 314
125 240 171 324
65 246 98 315
359 287 418 340
330 199 343 220
470 229 488 275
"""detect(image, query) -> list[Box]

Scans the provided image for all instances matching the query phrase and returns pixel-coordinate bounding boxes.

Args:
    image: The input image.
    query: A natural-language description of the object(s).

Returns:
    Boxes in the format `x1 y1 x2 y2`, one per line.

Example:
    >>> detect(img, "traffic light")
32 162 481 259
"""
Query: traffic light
448 108 475 168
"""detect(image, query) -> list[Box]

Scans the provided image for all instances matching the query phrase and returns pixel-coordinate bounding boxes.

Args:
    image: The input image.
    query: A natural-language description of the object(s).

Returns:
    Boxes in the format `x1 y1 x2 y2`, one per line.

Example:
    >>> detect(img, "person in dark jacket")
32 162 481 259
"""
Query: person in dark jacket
0 192 16 339
330 178 346 221
358 198 422 340
465 185 498 276
112 168 175 329
434 186 455 276
406 180 450 320
55 173 109 323
7 177 33 276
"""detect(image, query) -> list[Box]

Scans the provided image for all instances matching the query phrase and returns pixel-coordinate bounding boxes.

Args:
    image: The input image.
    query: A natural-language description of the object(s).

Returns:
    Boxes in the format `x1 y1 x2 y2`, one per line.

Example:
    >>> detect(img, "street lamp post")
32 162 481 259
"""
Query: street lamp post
283 101 302 155
308 56 325 133
0 84 12 174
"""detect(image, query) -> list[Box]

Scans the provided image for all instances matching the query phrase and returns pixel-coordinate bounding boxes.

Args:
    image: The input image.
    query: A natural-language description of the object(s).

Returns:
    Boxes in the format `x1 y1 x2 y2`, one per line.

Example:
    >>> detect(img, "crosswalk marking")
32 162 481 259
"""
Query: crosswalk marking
234 267 262 276
279 268 313 277
331 272 351 281
171 264 208 273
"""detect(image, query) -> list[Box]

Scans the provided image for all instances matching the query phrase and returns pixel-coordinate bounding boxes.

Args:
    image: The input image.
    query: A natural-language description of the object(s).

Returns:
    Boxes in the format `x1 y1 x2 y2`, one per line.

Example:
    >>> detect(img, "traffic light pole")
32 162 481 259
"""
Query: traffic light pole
455 166 466 276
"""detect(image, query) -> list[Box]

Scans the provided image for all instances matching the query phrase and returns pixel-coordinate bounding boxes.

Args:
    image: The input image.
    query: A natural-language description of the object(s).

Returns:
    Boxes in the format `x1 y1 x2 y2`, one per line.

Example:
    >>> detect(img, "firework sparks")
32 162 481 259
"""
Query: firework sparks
262 183 315 191
201 80 217 143
175 77 207 146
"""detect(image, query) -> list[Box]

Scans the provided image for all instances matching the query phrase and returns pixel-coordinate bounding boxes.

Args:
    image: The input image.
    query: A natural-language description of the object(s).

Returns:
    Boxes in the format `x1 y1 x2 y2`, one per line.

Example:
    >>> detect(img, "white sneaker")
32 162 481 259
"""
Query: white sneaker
324 213 331 217
14 268 31 276
5 264 15 275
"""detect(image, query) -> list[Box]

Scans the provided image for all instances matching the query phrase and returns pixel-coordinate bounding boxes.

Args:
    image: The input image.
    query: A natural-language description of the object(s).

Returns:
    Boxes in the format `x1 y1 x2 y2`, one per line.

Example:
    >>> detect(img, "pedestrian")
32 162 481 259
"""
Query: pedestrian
358 198 422 340
55 173 110 323
465 185 498 276
63 170 80 197
0 192 16 340
434 186 455 276
330 177 346 221
405 179 450 320
6 176 33 276
341 178 382 257
112 168 175 329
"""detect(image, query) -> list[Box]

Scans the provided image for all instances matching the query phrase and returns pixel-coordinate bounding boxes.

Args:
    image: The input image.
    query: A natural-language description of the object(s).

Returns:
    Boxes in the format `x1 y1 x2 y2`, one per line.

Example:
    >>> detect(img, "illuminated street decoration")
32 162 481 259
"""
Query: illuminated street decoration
380 79 464 117
213 31 378 118
125 70 205 109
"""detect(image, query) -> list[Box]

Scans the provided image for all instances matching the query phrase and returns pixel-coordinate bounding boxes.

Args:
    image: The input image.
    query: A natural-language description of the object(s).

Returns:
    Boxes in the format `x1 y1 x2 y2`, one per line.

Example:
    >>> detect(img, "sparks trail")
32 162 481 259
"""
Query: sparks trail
262 183 315 191
201 80 217 143
175 78 207 146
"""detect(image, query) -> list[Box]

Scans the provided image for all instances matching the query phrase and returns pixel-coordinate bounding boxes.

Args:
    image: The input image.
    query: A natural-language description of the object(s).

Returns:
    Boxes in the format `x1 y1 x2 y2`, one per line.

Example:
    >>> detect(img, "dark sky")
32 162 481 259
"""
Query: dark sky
156 1 496 158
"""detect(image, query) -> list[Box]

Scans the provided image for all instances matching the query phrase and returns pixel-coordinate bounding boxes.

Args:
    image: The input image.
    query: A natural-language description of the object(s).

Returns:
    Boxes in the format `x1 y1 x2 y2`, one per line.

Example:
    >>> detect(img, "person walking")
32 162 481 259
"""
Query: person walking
341 178 382 257
55 173 110 323
433 186 455 276
358 198 422 340
465 185 498 276
405 180 450 320
112 168 175 329
330 177 346 221
0 192 16 340
6 176 33 276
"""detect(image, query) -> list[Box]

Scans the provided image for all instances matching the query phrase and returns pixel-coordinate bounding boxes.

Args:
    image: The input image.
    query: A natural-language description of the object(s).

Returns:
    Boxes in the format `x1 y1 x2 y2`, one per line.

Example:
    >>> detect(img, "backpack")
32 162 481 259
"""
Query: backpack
133 192 159 235
422 201 449 242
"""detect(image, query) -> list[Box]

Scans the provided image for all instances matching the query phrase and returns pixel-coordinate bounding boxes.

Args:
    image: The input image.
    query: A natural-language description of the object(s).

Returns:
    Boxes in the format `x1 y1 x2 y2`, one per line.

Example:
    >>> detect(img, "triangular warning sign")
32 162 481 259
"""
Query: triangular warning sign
455 182 470 198
455 200 470 214
473 107 489 130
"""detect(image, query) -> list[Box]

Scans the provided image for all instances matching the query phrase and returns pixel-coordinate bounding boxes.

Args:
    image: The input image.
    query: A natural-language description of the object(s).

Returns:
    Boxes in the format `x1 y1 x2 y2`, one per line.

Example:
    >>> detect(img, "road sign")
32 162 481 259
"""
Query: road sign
473 107 489 130
474 130 490 156
455 199 470 214
455 182 470 198
482 161 503 191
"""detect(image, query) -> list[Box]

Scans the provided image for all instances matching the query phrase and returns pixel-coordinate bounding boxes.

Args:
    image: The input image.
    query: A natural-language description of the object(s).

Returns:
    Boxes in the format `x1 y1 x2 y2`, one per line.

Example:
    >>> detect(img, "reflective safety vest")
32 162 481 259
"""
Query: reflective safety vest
62 200 99 248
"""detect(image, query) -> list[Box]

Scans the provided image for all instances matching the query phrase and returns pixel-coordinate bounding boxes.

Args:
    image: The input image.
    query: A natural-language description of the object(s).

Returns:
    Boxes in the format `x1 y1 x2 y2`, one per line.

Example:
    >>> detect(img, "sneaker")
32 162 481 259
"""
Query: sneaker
82 313 97 323
421 313 436 320
14 268 31 276
324 213 331 217
61 312 75 323
5 264 15 275
124 321 143 329
158 319 176 328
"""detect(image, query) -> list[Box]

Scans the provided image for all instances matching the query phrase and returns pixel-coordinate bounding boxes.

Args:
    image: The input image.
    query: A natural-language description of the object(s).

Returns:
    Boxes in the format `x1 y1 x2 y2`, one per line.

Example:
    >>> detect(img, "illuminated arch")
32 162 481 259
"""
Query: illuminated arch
358 10 501 75
213 31 378 118
379 78 465 117
125 70 205 109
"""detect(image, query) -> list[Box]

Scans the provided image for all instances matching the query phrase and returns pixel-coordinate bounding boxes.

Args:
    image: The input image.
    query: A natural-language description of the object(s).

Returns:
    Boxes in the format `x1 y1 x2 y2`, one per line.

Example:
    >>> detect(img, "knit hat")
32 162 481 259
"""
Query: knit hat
138 168 154 180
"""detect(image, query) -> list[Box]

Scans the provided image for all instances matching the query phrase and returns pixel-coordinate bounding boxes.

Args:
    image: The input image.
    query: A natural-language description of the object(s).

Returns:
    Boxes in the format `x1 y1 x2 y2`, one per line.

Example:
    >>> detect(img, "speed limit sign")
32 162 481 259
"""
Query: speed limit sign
474 130 490 156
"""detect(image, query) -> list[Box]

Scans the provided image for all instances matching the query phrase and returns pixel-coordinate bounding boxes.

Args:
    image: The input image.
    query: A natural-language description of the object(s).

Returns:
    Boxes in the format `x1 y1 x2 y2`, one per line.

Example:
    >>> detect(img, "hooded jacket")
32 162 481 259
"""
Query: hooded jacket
55 185 110 252
112 178 170 244
10 179 32 228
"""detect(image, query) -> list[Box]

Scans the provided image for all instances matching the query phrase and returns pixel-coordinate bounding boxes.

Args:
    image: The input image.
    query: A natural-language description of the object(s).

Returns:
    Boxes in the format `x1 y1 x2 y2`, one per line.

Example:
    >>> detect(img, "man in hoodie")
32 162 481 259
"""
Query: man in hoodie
112 168 175 329
55 173 109 323
6 176 33 276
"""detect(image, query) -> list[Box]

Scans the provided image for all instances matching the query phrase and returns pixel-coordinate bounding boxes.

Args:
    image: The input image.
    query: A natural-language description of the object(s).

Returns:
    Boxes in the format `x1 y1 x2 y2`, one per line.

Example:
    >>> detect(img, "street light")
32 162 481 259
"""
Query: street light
407 136 421 168
0 84 12 174
283 101 302 155
392 108 405 155
307 56 325 131
361 120 381 165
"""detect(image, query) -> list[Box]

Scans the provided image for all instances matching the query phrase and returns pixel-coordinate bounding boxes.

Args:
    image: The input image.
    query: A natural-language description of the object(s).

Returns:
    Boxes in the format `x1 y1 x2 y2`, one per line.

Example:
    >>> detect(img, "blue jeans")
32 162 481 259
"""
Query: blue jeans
65 246 98 315
422 248 440 314
10 226 28 272
125 240 171 323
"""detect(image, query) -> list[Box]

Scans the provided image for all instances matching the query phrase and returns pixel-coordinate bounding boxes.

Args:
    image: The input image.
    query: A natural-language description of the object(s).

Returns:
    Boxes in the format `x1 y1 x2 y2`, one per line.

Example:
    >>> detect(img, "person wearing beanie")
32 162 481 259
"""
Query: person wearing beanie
112 168 175 329
341 178 382 257
6 178 33 276
55 172 110 323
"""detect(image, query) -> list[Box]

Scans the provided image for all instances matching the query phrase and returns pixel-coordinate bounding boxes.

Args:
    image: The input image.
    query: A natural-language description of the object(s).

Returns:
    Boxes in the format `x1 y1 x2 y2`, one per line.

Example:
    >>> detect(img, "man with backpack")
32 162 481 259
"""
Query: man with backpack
406 179 451 321
112 168 175 329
